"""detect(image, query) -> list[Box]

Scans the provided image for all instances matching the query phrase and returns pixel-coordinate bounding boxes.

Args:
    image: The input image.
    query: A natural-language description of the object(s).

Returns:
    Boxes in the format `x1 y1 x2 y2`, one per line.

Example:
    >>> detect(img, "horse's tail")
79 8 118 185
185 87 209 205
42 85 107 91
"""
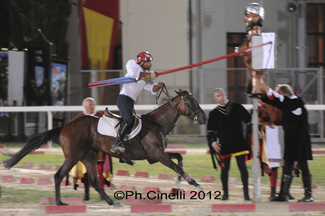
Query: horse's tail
3 126 63 169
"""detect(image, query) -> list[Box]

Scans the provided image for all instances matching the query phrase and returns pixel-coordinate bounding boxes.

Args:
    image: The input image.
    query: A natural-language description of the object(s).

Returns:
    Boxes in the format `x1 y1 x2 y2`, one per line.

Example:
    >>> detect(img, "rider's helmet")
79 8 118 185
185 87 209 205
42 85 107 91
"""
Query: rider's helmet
136 52 153 64
245 3 264 30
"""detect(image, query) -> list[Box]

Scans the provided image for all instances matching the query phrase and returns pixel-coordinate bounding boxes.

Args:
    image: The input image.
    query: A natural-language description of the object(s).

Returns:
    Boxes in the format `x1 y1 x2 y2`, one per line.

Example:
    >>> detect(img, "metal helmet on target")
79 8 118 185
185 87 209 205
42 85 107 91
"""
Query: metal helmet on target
246 3 264 19
136 51 153 64
245 2 264 29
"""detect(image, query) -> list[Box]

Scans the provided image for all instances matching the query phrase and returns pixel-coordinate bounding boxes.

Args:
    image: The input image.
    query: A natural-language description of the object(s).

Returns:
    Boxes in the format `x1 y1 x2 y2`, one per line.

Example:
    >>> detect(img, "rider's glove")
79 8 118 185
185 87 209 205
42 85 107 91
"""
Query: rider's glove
149 70 157 80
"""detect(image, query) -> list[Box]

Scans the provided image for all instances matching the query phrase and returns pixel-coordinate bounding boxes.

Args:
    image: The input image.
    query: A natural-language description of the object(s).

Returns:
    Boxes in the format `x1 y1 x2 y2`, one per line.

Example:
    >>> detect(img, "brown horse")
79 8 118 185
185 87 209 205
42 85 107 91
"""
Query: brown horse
3 90 207 207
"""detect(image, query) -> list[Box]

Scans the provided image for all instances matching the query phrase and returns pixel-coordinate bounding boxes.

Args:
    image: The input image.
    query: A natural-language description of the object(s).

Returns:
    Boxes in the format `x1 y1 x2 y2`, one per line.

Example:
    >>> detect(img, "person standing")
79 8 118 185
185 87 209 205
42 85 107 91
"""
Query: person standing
305 94 319 136
110 51 164 154
256 83 313 202
71 97 113 200
258 97 297 200
207 88 251 201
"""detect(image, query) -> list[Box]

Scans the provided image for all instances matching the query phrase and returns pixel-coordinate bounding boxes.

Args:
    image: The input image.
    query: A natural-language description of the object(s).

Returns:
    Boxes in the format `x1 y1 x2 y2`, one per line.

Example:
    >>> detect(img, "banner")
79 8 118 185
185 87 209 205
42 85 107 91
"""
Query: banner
51 59 68 126
8 51 25 106
79 0 119 104
79 0 119 70
0 52 8 103
25 42 51 106
252 33 276 69
51 60 68 106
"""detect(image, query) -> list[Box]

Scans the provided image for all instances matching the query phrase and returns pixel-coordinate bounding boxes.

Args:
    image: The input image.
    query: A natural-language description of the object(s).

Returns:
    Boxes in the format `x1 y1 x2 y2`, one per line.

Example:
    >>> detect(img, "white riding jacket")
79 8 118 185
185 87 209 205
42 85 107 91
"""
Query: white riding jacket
119 60 157 101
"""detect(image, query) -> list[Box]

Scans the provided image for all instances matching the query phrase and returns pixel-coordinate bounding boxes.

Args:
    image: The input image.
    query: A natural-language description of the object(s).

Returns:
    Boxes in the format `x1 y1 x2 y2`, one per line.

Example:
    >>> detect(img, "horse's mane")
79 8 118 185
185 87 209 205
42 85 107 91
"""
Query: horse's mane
142 95 178 116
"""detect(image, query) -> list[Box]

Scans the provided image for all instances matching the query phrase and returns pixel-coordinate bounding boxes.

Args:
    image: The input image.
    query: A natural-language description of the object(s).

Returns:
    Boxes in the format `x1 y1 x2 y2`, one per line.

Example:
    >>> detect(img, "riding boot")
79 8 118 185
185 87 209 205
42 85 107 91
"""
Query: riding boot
269 186 276 200
111 121 129 153
288 193 295 200
298 175 314 202
222 184 229 201
287 176 295 200
270 174 292 202
244 185 251 201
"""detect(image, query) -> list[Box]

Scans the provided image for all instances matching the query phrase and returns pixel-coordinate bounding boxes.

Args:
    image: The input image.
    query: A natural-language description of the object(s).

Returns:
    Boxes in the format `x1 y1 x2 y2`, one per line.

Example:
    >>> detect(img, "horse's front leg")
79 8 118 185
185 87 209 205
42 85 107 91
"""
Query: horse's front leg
157 151 204 190
167 152 184 187
82 149 122 207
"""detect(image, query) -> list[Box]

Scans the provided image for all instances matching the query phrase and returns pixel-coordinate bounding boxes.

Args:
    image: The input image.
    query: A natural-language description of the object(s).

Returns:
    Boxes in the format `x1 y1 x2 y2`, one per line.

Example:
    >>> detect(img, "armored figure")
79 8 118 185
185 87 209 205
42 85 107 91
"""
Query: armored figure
239 2 265 94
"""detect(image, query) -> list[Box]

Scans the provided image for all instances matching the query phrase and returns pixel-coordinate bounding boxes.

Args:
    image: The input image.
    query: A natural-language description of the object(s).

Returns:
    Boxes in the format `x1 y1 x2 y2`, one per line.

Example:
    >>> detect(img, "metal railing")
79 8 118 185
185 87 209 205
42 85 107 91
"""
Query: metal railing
0 104 324 139
0 67 323 140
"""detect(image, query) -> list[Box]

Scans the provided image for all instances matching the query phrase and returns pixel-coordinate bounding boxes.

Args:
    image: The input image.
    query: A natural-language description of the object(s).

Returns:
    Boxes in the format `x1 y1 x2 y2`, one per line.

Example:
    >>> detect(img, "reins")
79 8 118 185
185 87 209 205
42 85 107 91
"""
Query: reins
155 84 202 122
155 83 178 111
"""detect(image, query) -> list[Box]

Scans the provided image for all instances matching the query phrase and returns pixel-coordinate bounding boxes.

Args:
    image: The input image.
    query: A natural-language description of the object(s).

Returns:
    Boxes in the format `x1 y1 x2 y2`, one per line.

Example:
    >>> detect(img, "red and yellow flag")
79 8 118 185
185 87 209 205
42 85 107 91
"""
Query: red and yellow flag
79 0 119 103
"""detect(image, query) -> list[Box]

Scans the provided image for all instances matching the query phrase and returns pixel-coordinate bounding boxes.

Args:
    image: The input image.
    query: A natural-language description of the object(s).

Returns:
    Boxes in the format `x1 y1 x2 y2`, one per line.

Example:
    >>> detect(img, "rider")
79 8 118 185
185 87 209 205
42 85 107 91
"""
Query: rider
239 2 265 94
110 51 164 154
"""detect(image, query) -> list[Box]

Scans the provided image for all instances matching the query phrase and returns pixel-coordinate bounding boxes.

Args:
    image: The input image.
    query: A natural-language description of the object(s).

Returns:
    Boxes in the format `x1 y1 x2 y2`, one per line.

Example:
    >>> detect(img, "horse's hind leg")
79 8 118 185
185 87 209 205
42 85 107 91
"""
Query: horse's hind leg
54 158 80 205
167 152 184 187
82 149 122 207
157 152 203 190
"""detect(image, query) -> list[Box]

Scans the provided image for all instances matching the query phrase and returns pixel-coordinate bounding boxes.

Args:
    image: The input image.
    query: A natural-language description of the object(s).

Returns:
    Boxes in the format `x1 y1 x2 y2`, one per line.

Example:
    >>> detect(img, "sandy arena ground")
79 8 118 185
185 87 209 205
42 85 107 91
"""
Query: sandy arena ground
0 147 324 216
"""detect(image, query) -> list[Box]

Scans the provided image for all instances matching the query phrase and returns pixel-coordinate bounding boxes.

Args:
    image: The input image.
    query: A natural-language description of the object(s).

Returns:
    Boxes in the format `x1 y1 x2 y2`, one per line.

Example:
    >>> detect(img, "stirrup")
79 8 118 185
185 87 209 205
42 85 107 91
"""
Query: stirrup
110 142 125 153
111 146 125 154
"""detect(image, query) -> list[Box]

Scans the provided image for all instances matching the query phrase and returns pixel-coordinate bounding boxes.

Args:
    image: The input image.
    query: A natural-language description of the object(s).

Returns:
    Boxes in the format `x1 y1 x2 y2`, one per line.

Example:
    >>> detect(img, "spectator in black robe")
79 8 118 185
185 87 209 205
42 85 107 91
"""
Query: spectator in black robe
207 88 252 201
256 83 313 202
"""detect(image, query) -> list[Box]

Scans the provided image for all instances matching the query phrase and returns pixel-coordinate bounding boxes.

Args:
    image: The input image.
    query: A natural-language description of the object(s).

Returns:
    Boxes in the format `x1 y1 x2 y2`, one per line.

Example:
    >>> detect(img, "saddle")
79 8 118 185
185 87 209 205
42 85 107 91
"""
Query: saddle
99 108 141 161
98 108 142 140
103 108 140 132
103 108 121 120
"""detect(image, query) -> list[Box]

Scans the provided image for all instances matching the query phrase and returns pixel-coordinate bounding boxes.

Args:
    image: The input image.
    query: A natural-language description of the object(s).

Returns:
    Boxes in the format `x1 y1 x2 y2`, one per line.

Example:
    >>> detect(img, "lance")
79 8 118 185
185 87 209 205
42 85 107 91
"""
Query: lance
88 41 272 88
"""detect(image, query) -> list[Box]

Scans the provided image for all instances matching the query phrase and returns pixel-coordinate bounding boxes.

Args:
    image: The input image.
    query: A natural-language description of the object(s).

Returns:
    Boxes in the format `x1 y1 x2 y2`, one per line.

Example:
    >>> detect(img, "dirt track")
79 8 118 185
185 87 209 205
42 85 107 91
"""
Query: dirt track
1 148 325 215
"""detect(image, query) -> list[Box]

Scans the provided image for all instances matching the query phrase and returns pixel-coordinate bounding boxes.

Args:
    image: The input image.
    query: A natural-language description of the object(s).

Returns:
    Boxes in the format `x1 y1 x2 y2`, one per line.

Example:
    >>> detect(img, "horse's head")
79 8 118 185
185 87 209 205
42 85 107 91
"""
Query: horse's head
174 90 207 124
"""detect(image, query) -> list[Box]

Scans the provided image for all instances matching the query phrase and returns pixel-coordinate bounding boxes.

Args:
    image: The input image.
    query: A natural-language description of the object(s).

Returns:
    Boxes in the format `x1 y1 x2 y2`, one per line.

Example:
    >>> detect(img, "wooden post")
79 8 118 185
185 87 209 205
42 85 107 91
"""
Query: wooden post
252 97 261 202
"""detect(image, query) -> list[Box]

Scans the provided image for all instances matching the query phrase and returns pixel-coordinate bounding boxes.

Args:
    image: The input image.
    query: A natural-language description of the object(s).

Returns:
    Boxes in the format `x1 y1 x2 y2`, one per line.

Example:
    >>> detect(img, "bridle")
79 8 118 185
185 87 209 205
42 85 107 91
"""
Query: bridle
179 94 203 123
155 84 202 123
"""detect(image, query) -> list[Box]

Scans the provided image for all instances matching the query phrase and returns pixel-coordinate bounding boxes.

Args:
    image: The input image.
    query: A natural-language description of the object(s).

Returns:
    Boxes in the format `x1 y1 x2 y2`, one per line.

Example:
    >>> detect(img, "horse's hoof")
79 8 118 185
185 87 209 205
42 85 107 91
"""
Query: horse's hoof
112 201 122 207
126 160 136 166
119 159 136 166
195 185 204 191
175 179 181 188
